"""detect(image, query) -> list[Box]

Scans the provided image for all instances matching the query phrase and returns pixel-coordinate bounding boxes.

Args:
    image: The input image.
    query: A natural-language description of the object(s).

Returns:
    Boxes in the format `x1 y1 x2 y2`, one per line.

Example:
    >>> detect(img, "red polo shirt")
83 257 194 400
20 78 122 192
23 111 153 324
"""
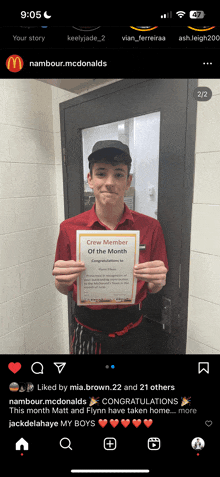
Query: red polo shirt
54 203 169 310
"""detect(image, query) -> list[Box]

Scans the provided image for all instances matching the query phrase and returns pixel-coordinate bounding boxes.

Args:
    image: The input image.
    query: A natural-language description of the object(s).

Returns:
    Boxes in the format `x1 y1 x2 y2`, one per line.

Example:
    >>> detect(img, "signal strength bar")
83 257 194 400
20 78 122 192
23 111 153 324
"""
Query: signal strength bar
161 11 172 18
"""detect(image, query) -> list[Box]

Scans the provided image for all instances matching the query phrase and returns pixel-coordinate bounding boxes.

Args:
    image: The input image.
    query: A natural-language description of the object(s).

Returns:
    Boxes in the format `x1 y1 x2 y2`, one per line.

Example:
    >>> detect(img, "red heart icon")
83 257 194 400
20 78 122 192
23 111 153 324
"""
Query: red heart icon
8 362 22 374
121 419 130 428
144 419 153 428
132 419 142 428
98 419 108 428
110 419 119 428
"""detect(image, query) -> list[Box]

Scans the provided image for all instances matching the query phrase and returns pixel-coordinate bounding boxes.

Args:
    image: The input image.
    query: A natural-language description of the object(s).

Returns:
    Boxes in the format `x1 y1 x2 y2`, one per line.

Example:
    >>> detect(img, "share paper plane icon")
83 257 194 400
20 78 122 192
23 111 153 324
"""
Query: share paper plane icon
54 362 66 374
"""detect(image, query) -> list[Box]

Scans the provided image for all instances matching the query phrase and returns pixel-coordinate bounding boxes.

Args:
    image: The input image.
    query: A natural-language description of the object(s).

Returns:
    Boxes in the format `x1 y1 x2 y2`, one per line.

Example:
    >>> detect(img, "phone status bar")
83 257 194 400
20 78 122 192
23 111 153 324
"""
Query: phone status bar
1 8 218 26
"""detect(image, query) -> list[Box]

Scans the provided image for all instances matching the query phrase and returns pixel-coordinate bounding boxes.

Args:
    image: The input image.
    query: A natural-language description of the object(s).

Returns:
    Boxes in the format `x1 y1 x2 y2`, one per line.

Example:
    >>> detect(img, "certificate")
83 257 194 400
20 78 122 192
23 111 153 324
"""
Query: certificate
76 230 140 306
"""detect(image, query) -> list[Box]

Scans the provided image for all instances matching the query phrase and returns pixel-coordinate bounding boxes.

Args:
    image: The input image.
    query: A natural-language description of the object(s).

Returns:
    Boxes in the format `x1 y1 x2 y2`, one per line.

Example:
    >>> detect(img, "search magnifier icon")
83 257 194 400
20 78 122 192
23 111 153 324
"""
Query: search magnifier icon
31 362 44 374
60 438 73 450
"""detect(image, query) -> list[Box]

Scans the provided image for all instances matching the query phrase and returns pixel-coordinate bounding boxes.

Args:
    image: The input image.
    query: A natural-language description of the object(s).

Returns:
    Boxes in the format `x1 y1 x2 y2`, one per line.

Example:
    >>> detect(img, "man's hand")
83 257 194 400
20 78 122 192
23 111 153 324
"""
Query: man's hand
134 260 168 293
52 260 86 287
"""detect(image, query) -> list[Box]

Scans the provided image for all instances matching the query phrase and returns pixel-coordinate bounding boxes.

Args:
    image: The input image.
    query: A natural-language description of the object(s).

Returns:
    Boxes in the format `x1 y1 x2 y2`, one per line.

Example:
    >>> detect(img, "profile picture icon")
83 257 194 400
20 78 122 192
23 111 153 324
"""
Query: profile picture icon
6 55 24 73
26 382 34 392
188 26 215 31
9 382 19 392
130 26 158 31
72 26 100 31
191 437 205 450
18 382 26 392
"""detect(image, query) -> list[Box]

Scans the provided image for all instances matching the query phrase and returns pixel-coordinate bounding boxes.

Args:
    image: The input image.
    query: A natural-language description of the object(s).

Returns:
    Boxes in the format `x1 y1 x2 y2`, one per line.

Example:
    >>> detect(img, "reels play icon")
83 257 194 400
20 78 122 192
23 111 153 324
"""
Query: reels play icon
148 438 161 451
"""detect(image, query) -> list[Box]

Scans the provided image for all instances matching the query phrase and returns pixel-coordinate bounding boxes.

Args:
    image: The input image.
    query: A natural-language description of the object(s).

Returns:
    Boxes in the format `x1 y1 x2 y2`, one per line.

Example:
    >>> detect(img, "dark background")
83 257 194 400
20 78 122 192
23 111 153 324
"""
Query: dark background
3 355 216 474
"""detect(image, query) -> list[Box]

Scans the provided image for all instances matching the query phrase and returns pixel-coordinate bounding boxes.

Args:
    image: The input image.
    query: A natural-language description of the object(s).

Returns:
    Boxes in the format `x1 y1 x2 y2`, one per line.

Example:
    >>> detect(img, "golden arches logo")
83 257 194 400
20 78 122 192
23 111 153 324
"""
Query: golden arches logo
6 55 24 72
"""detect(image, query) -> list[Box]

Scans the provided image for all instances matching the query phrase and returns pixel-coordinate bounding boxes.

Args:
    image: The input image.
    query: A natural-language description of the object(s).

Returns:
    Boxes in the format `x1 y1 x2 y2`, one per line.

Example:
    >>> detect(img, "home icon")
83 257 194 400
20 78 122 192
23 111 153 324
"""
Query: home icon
15 438 29 451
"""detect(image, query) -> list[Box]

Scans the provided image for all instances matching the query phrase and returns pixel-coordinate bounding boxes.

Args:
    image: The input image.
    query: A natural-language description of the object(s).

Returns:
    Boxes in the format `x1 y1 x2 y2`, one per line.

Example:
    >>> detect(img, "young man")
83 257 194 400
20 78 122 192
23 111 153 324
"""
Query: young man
53 140 168 354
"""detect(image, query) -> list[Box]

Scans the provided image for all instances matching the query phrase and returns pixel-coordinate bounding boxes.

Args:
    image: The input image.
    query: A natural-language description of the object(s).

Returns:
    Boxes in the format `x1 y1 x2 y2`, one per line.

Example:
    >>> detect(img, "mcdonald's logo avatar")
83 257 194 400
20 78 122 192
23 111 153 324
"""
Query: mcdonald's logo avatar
6 55 24 72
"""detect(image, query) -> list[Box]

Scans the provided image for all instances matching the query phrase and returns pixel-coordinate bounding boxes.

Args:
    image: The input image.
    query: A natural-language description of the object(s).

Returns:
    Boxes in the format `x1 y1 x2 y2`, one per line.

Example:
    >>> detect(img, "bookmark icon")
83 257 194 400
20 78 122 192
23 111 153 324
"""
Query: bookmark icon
198 362 209 374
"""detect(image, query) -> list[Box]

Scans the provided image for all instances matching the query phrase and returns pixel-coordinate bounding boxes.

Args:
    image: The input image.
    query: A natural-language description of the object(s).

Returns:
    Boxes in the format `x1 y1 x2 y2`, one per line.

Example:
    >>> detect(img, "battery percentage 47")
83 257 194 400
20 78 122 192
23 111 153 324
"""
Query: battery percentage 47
190 10 205 19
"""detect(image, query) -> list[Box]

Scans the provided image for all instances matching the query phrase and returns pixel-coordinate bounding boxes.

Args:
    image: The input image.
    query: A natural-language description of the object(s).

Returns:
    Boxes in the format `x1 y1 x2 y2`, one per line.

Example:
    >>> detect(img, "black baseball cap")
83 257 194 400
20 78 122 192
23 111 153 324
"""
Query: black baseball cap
88 140 132 162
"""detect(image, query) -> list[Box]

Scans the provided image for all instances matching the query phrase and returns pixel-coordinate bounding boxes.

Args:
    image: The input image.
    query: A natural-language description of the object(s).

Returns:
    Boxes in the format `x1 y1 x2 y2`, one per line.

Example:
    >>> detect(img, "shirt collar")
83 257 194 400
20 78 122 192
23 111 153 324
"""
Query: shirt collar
87 203 134 228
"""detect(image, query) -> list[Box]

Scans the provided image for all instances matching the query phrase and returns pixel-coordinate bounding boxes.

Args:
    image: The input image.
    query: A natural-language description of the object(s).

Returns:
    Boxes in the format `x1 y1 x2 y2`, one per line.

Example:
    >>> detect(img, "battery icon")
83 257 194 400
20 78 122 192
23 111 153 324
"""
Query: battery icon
190 10 205 19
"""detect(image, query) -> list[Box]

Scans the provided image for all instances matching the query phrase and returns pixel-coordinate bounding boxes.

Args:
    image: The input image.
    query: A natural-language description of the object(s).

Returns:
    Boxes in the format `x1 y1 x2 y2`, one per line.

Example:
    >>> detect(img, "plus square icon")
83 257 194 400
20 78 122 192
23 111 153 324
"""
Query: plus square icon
104 438 117 451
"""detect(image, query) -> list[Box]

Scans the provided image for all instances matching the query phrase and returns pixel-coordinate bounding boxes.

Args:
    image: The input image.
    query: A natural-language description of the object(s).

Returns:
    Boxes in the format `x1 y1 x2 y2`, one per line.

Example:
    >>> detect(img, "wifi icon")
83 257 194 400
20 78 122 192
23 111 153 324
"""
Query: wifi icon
176 11 186 18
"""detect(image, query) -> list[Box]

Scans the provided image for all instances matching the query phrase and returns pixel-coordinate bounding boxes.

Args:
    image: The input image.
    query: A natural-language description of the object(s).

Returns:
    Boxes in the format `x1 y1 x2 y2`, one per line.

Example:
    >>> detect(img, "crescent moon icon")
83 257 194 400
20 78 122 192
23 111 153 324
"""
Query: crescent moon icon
44 11 51 19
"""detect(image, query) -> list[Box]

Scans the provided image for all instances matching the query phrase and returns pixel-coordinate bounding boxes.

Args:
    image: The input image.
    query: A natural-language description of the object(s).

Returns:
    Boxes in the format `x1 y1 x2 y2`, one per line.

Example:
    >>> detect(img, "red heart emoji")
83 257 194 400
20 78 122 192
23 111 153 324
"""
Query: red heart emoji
8 362 22 374
110 419 119 428
121 419 130 428
132 419 142 428
98 419 108 428
144 419 153 428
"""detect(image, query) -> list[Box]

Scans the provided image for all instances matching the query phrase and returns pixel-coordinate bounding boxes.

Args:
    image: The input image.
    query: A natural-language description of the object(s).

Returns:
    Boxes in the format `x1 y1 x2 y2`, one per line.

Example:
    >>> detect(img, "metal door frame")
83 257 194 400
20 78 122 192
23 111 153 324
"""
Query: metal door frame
59 78 198 354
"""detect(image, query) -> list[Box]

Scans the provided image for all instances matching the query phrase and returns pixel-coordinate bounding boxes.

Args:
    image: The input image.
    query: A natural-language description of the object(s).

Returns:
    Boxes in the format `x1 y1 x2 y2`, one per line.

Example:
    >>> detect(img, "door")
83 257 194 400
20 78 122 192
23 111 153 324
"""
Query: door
60 78 197 354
